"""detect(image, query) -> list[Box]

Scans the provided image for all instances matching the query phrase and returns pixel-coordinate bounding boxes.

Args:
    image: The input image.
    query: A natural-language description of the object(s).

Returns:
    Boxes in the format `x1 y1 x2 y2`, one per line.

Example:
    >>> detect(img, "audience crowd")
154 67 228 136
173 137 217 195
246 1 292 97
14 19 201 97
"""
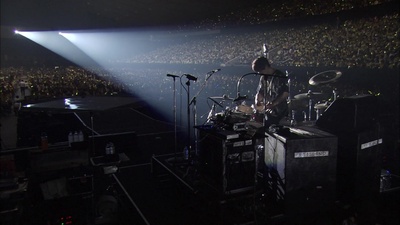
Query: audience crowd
126 13 399 69
1 1 399 117
194 0 395 29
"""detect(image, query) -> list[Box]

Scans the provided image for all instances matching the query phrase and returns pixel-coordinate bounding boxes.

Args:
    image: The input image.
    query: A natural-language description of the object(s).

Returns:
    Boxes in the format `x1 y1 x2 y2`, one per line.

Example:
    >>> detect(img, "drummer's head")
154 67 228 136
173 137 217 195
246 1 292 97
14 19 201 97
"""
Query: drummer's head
252 57 270 73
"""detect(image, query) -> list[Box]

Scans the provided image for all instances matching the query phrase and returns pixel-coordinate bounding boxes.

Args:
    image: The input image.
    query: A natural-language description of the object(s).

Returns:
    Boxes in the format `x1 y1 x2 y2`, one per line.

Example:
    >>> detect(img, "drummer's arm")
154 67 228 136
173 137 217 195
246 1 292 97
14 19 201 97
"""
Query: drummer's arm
255 91 289 111
269 91 289 108
255 91 264 111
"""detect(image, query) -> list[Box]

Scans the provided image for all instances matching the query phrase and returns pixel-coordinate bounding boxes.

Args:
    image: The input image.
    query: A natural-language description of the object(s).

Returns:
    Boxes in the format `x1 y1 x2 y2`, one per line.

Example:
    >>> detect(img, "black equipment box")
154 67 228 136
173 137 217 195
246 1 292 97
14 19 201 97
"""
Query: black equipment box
316 95 383 202
264 126 338 219
198 129 257 195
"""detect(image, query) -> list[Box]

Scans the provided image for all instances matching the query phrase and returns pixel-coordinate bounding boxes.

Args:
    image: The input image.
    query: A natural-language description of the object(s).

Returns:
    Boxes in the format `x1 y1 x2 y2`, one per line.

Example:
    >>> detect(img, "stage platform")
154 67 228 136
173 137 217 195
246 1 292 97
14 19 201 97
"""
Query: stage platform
111 158 400 225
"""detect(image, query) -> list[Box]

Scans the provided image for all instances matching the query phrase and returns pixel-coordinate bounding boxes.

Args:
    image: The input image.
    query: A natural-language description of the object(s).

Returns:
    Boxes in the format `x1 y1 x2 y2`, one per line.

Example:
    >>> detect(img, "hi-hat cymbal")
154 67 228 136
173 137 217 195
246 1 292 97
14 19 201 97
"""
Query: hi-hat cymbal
309 70 342 85
209 95 234 101
294 92 327 100
314 101 330 110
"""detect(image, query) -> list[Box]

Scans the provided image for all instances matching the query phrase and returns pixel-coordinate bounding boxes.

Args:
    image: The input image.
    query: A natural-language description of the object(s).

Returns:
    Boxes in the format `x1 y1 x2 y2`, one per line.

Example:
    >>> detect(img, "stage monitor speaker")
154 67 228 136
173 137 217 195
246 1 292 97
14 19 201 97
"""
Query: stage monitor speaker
264 126 337 220
316 94 379 133
198 129 257 195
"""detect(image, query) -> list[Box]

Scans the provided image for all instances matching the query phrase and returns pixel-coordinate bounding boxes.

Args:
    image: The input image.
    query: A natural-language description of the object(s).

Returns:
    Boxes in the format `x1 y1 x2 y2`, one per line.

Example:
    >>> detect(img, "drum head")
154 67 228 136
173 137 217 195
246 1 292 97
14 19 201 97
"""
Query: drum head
235 104 254 115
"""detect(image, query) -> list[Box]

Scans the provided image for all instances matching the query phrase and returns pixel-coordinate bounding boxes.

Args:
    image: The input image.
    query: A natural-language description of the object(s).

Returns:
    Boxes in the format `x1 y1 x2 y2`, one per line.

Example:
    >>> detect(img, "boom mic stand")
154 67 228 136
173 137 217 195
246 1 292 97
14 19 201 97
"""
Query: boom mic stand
185 77 194 163
189 71 215 157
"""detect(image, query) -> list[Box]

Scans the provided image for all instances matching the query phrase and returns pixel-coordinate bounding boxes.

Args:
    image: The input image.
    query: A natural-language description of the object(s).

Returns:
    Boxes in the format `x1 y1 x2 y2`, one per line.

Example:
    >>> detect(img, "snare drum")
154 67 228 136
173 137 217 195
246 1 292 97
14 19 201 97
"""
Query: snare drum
235 104 254 115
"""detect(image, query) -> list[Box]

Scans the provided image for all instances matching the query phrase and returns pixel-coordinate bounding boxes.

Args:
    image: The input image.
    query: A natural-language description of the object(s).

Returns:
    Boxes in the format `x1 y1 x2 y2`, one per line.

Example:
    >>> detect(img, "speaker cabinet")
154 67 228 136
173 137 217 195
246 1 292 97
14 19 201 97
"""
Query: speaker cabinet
316 94 379 133
315 95 383 203
198 129 257 195
264 126 337 218
335 126 383 203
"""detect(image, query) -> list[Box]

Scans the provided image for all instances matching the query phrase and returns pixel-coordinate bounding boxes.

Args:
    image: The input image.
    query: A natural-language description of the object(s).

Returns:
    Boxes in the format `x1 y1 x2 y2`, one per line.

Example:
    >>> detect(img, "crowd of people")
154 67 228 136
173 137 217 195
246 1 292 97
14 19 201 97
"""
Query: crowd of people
194 0 395 29
1 0 398 118
125 12 399 69
0 66 128 115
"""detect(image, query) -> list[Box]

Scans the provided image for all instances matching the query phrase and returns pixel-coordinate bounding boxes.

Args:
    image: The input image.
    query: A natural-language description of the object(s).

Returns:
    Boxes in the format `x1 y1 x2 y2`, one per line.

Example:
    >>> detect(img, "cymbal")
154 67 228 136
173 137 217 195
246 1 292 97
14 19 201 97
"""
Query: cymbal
294 92 326 100
314 102 330 110
209 95 234 101
309 70 342 85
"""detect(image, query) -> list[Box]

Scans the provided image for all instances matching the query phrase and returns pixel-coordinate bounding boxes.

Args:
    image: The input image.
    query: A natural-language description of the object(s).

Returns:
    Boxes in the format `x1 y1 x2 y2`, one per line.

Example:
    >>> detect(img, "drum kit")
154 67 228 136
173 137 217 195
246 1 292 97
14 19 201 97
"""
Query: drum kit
291 70 342 123
206 70 342 128
206 95 254 130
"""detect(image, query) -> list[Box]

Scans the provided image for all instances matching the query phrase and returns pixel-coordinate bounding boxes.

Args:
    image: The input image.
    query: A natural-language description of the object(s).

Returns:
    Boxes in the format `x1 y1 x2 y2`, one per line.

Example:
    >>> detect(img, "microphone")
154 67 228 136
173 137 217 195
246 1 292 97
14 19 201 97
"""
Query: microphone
206 68 221 81
263 44 268 53
233 93 247 102
184 74 197 81
208 68 221 74
167 74 179 78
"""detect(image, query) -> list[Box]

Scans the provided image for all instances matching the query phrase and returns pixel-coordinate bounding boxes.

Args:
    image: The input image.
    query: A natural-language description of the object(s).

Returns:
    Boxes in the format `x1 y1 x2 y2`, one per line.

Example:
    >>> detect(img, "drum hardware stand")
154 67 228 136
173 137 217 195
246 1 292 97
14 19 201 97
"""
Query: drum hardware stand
205 97 223 124
308 91 313 121
333 89 338 101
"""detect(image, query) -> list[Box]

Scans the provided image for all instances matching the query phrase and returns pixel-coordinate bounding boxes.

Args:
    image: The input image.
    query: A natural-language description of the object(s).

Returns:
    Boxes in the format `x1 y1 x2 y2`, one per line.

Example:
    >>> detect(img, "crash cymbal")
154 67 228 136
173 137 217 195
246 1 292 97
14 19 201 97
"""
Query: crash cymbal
294 92 326 100
309 70 342 85
209 95 234 101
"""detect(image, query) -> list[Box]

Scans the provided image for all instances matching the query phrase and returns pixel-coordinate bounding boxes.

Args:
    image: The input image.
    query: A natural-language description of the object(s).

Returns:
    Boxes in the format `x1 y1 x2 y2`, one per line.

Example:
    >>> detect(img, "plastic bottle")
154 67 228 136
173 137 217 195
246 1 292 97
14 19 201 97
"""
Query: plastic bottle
78 131 84 142
183 146 189 160
74 131 79 143
68 132 74 146
41 132 48 150
105 142 115 155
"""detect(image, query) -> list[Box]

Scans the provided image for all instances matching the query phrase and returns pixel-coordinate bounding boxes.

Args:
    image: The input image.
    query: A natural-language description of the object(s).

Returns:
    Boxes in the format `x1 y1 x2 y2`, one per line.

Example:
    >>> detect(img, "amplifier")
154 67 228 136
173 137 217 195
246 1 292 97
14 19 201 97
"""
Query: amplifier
263 126 338 219
198 129 257 195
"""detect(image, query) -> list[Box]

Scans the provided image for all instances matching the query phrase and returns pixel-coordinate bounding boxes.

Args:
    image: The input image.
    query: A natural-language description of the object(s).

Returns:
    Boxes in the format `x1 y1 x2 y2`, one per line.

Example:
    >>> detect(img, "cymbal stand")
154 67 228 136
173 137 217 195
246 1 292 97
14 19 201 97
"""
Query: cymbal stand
307 90 313 121
333 89 338 101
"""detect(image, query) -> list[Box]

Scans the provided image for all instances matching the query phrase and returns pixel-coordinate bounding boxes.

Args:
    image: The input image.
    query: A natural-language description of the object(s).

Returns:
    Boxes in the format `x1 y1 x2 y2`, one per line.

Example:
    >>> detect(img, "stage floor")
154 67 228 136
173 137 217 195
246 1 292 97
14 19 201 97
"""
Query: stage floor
111 157 400 225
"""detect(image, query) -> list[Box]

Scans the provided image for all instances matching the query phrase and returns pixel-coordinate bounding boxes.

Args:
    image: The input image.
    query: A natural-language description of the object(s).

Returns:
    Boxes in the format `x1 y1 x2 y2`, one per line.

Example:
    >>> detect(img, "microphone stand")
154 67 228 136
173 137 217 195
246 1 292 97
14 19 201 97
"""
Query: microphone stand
234 72 259 102
185 79 192 163
167 75 179 164
189 71 214 158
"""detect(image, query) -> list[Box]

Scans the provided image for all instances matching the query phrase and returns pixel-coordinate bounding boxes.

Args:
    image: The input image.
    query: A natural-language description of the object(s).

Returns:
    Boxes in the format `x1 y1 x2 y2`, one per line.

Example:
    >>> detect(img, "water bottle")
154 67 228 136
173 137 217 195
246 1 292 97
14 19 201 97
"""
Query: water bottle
41 132 48 150
74 131 79 142
105 142 115 155
183 146 189 160
78 131 84 142
68 132 74 147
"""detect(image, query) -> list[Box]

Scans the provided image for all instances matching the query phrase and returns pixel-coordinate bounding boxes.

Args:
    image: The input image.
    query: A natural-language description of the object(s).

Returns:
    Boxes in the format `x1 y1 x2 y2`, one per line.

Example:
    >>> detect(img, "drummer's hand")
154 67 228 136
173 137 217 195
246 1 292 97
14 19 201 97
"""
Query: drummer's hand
264 102 274 109
264 102 274 113
255 102 274 113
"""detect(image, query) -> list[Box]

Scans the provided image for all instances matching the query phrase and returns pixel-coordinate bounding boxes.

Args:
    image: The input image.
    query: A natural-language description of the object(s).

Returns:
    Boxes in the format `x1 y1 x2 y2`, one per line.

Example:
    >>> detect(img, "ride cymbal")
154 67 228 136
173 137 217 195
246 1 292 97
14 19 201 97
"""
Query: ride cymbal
309 70 342 85
294 92 327 100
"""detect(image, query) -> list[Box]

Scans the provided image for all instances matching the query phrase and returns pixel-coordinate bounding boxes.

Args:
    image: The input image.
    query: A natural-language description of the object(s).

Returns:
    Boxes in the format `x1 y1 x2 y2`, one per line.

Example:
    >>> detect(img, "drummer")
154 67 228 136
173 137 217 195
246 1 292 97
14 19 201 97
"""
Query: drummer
252 56 289 128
